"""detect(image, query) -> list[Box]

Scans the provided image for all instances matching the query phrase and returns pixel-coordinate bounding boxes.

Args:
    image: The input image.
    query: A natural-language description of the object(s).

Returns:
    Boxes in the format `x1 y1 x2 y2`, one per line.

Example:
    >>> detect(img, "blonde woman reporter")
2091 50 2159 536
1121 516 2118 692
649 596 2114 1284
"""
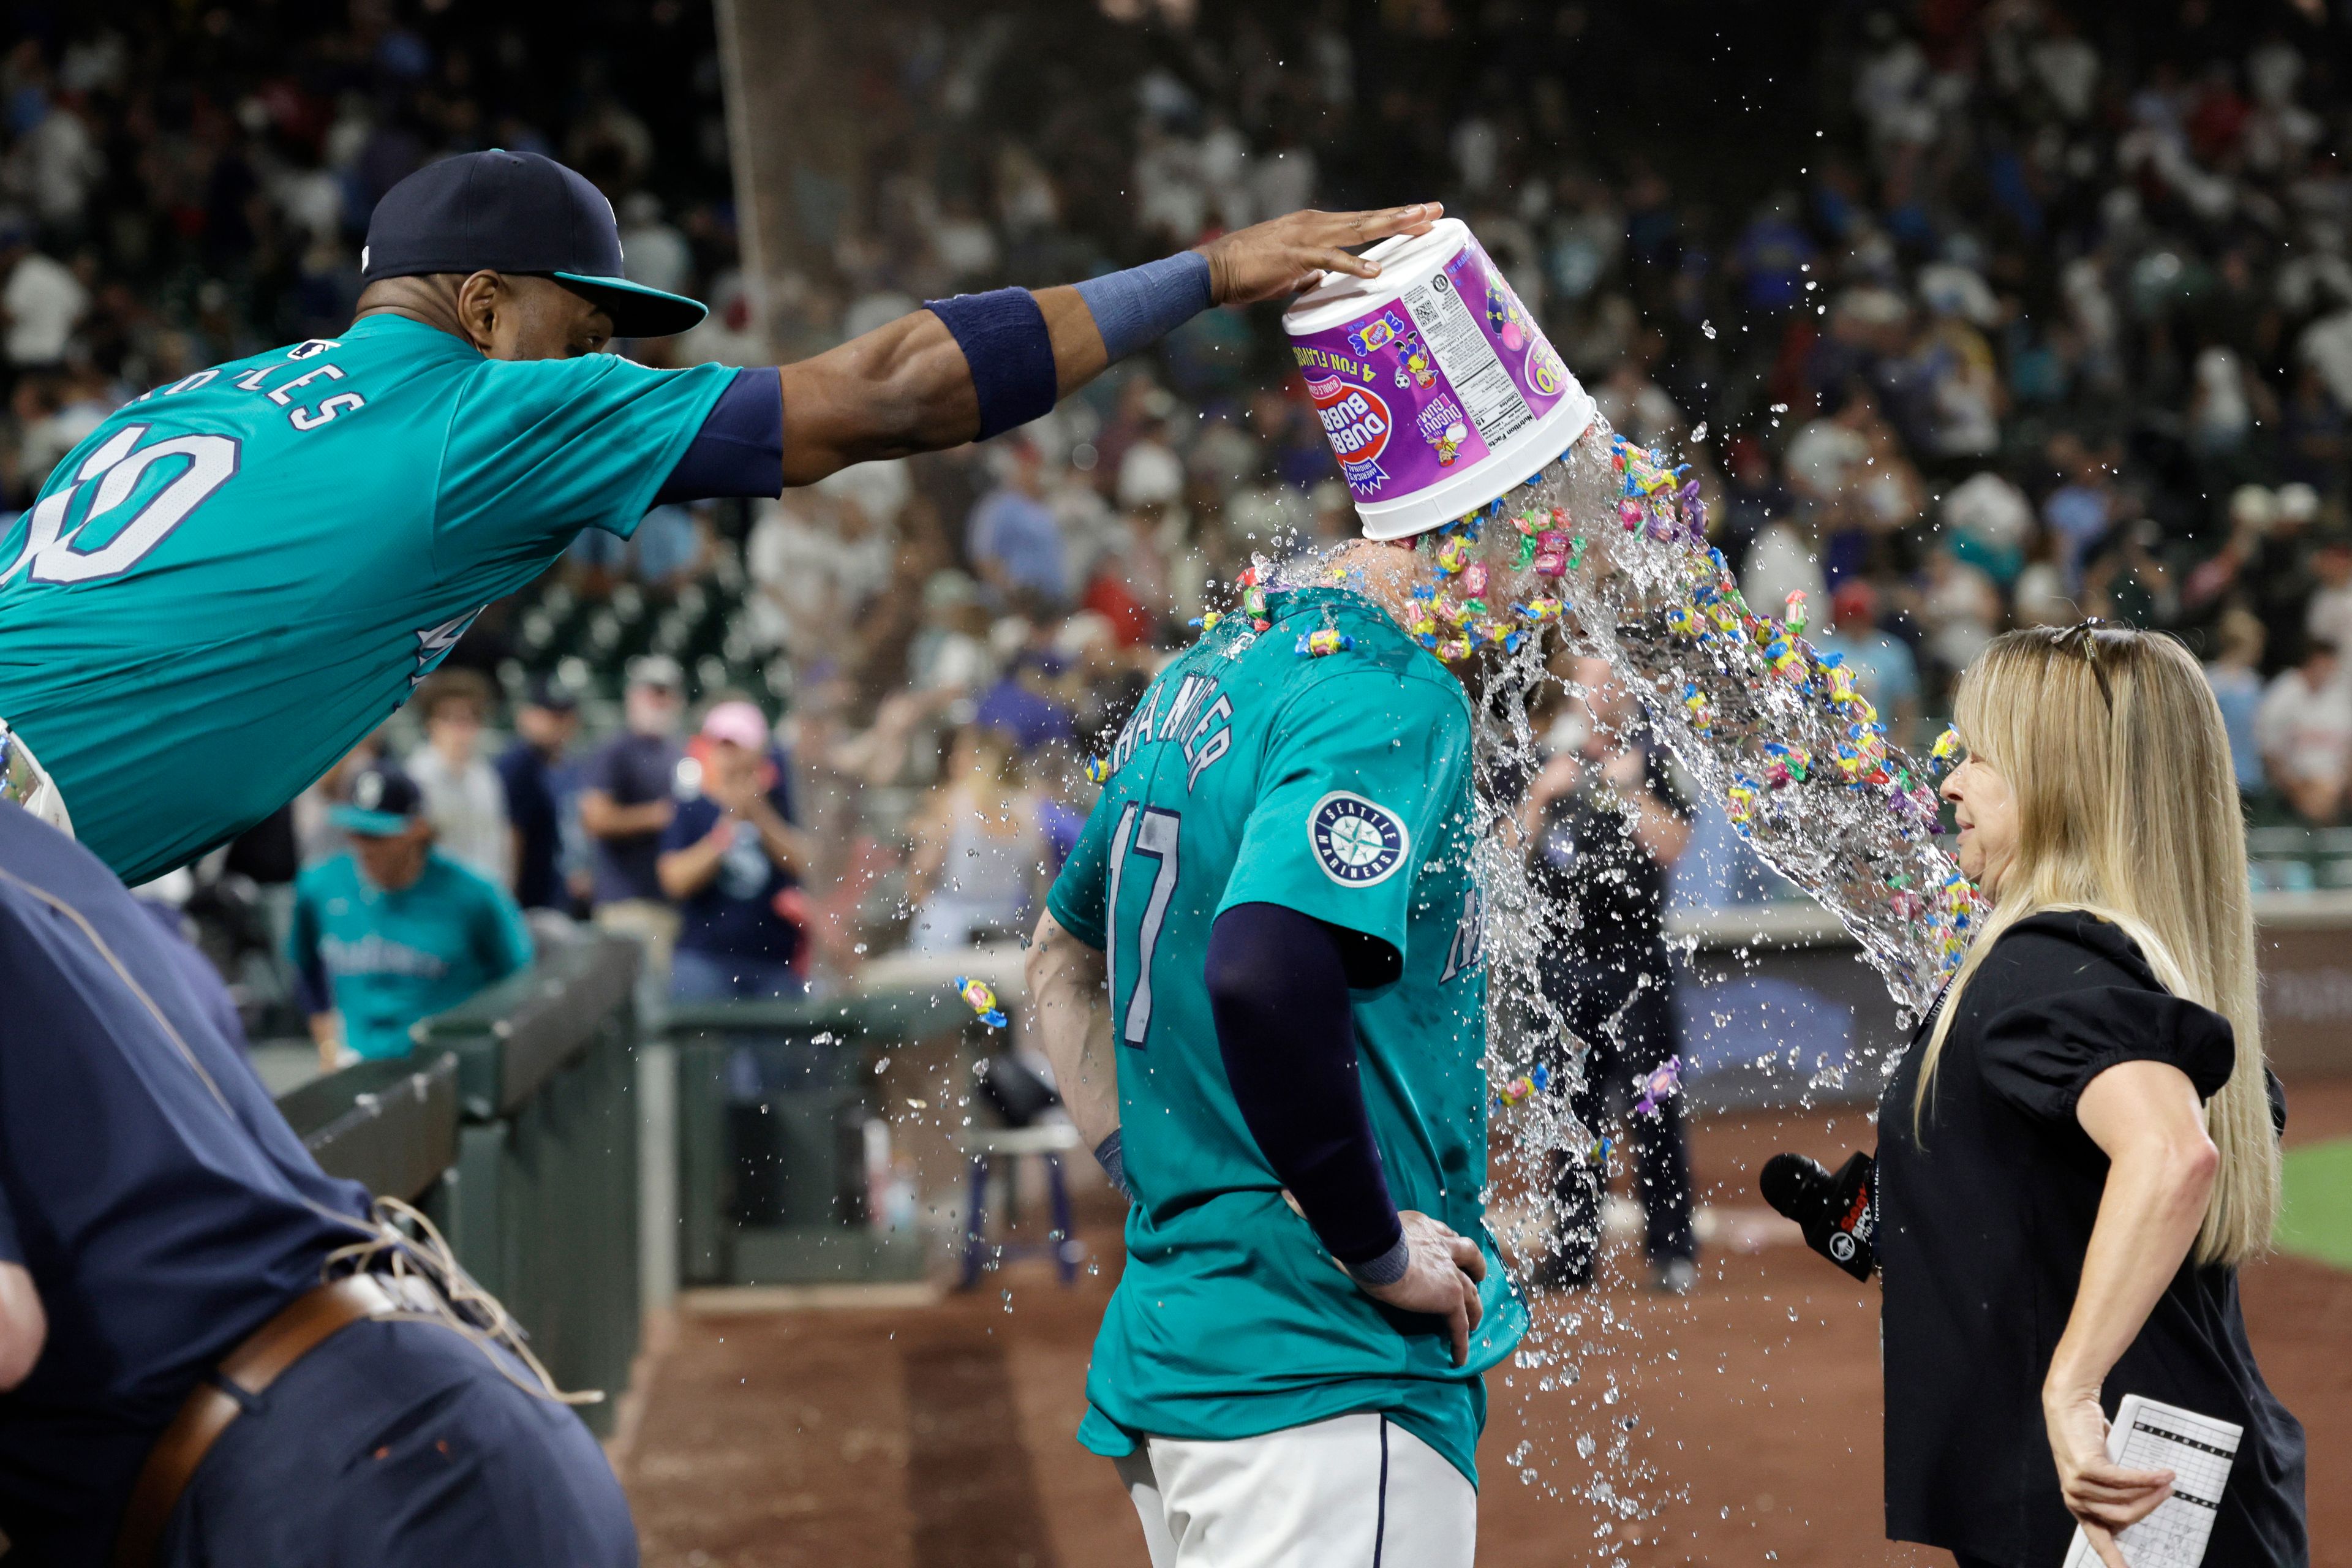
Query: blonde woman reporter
1768 624 2306 1567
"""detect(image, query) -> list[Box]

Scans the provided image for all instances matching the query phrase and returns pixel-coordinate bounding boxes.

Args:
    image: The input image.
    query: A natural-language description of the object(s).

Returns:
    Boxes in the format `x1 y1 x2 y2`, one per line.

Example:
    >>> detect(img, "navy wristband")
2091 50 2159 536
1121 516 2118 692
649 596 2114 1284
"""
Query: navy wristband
1074 252 1215 363
1344 1230 1411 1288
924 287 1058 441
1094 1129 1133 1200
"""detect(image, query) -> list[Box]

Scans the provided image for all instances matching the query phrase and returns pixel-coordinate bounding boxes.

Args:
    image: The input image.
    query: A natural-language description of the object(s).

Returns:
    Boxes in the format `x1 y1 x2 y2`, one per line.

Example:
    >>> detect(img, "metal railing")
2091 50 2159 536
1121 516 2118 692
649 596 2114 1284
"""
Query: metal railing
663 947 1030 1288
667 992 924 1288
274 1051 460 1205
1659 892 2352 1106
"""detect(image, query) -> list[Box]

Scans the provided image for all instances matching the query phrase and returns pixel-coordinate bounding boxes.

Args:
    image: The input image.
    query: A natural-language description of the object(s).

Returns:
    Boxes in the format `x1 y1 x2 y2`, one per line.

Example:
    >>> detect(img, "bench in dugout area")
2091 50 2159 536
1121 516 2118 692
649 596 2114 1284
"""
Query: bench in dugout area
274 932 642 1436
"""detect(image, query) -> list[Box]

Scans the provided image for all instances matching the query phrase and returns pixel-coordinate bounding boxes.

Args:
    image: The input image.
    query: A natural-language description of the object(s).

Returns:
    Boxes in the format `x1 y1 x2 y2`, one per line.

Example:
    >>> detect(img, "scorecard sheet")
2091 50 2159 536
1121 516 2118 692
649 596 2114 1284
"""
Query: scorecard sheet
2060 1394 2242 1568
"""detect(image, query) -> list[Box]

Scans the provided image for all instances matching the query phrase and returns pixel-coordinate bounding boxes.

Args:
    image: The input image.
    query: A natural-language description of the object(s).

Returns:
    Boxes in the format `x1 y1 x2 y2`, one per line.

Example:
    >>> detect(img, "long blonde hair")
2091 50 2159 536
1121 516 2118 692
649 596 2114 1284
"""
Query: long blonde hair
1917 625 2278 1267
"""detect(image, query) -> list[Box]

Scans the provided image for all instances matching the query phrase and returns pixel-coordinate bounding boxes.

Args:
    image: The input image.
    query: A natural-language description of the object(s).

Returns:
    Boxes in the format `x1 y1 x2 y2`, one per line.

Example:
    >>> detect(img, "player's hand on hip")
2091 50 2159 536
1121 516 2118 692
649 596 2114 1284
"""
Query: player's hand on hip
1195 203 1444 307
2042 1384 2173 1562
1359 1210 1485 1368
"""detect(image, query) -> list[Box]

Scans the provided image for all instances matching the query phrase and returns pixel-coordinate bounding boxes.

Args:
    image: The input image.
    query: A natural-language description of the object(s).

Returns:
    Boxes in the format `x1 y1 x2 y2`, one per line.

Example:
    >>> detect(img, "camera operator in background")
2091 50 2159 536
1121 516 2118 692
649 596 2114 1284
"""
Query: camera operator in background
655 701 812 1006
1520 655 1697 1295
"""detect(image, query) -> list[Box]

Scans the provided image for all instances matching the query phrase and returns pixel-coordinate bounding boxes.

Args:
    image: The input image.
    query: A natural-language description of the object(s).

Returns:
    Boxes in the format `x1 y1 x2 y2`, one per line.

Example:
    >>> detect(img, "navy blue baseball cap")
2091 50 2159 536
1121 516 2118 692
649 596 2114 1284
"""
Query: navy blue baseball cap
330 766 426 837
360 149 707 339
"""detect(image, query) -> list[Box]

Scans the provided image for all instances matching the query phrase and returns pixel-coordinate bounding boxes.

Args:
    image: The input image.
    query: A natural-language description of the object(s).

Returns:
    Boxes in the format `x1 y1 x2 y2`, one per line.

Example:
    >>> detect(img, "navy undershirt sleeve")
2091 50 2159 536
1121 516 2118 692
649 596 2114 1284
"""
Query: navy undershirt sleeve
288 891 332 1017
654 366 783 504
1207 902 1403 1268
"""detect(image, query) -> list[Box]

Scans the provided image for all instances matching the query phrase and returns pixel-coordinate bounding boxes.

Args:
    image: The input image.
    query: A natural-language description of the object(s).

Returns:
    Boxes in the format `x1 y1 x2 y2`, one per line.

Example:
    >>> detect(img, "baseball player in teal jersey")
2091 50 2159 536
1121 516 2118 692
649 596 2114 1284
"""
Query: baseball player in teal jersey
288 766 534 1066
0 146 1440 884
1027 418 1624 1565
1027 582 1518 1561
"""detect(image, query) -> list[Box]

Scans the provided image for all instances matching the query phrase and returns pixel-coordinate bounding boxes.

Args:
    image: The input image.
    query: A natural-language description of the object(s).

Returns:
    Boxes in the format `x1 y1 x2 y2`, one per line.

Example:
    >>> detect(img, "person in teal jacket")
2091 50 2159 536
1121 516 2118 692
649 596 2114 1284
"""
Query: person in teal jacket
288 766 533 1068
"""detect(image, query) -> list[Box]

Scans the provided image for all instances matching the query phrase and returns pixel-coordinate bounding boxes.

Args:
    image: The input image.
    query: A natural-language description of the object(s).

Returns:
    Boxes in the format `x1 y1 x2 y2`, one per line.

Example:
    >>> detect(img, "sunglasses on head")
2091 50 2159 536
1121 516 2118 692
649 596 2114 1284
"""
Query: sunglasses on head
2046 619 2132 711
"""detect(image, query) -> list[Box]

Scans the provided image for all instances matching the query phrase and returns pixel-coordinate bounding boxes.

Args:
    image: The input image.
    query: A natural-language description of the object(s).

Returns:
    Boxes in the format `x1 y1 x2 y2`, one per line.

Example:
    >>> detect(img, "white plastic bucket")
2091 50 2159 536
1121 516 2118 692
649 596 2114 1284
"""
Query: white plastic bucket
1283 217 1596 540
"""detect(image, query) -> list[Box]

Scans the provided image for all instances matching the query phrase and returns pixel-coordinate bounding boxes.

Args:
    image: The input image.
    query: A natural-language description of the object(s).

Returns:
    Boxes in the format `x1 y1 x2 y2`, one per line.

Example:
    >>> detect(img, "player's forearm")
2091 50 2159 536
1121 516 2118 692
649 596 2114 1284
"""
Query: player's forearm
1207 904 1404 1273
777 255 1210 484
309 1012 344 1071
776 317 978 481
774 290 1113 481
1025 913 1119 1151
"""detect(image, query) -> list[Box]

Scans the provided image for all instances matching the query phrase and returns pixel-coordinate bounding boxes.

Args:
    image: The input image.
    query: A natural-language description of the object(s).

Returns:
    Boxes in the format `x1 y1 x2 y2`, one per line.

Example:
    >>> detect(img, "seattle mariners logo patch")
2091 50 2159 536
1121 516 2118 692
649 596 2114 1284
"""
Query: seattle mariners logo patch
1310 792 1409 887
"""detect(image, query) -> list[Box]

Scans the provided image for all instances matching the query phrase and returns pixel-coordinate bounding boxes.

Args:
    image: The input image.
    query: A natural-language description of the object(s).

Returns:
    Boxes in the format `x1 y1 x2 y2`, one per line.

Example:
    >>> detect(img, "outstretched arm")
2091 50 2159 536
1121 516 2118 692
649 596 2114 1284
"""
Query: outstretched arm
775 204 1442 484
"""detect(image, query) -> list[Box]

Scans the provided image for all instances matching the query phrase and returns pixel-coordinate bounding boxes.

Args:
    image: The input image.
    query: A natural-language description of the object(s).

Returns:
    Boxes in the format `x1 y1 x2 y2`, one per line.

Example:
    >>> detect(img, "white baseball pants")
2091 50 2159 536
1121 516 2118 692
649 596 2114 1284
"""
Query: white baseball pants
1112 1411 1476 1568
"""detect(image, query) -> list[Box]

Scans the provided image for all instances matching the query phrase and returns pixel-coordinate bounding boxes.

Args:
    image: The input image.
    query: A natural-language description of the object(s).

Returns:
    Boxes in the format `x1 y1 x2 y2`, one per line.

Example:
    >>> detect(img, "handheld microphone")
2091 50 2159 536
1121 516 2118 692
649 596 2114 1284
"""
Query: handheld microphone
1760 1151 1877 1281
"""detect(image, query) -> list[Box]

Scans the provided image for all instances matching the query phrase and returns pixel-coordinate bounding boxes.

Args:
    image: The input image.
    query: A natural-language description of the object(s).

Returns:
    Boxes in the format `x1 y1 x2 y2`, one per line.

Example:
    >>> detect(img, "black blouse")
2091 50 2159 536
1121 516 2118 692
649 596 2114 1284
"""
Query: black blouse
1875 910 2307 1567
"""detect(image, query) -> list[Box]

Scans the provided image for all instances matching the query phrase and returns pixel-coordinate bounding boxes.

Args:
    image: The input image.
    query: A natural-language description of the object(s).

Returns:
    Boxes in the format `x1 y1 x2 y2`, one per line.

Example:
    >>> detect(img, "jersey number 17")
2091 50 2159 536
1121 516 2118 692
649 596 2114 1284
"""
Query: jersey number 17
1104 804 1182 1049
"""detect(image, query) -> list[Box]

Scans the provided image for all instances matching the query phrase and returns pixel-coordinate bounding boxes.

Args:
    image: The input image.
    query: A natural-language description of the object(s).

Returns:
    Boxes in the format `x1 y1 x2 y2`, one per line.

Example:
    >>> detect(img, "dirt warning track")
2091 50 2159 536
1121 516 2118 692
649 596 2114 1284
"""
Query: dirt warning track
623 1099 2352 1568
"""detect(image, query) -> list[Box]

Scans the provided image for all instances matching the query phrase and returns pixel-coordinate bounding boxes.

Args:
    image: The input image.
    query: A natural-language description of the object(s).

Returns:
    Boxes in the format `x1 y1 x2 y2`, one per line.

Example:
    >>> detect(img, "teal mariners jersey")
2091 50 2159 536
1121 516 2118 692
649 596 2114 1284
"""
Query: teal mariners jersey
0 315 735 884
289 848 534 1061
1045 585 1526 1485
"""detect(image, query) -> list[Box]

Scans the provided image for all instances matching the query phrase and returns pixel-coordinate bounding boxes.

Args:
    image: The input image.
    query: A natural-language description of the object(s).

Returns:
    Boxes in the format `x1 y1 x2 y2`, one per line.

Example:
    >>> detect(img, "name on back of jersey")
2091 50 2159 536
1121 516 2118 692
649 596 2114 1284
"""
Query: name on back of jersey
130 339 370 433
4 341 375 590
1108 670 1234 790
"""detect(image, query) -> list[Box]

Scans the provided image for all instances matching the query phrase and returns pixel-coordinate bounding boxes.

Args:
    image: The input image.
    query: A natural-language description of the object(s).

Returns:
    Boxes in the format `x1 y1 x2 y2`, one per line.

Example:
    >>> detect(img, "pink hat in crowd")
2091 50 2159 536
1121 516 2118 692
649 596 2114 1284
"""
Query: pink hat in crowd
699 701 769 750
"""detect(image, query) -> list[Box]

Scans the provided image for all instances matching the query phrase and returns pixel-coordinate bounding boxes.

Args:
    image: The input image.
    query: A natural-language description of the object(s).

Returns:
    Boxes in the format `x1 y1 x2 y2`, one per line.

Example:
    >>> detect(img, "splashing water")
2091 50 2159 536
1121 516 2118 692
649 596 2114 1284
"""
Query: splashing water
1259 424 1975 1085
1252 420 1978 1527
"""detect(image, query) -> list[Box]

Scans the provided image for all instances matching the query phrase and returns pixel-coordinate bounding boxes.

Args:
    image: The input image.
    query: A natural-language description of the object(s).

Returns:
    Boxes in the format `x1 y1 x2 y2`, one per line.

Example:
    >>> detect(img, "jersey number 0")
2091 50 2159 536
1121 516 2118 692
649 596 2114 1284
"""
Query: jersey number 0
0 425 241 587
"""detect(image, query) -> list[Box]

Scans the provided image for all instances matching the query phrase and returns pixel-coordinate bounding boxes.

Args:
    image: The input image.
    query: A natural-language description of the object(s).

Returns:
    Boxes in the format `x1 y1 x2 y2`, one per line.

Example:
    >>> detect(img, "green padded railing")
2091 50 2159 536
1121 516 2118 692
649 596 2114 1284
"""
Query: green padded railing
405 933 644 1434
276 1051 461 1205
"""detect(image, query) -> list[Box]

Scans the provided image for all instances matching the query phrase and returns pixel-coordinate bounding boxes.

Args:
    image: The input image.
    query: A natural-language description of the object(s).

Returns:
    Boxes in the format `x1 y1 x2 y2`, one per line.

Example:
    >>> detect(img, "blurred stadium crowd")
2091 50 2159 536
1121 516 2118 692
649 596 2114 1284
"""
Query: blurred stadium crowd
4 0 2352 1038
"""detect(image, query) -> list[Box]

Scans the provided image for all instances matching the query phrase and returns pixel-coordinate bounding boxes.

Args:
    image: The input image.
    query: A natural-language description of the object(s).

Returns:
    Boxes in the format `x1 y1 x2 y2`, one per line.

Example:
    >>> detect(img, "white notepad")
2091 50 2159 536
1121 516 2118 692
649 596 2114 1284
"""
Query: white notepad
2060 1394 2242 1568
